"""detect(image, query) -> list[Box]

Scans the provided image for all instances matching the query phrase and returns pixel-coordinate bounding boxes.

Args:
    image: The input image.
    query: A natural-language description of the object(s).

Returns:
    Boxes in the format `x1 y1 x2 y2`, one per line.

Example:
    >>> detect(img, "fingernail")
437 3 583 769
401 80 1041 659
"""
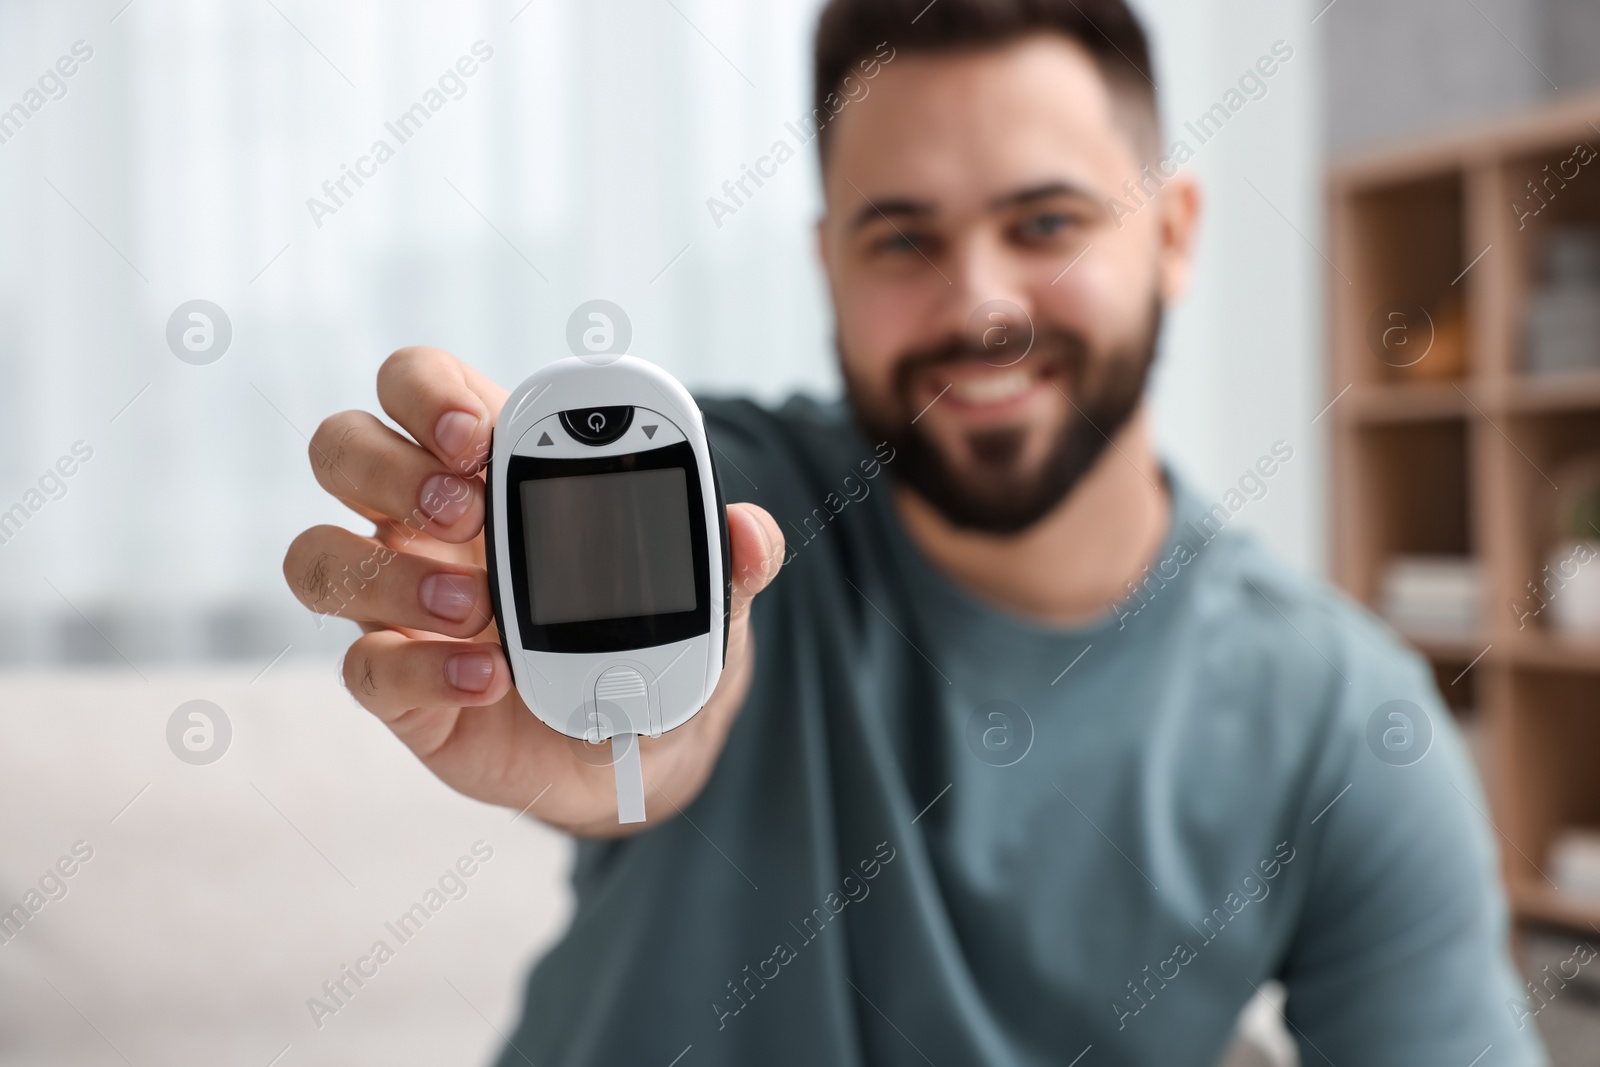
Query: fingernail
434 410 479 459
421 573 476 622
446 651 495 693
421 473 471 526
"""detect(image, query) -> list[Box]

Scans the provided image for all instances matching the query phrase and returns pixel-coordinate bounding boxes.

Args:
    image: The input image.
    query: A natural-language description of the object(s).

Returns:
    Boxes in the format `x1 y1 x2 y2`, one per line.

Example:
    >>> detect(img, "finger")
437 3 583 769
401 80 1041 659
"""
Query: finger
308 410 484 543
376 346 509 476
342 630 511 720
284 525 492 639
727 503 785 619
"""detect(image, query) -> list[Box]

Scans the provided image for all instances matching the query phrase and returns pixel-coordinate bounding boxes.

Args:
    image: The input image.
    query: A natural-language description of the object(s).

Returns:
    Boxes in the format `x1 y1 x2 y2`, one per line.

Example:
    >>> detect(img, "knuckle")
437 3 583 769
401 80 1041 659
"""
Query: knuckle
309 411 362 478
298 553 340 611
378 346 427 393
309 410 346 451
342 640 380 697
286 526 368 614
283 528 324 592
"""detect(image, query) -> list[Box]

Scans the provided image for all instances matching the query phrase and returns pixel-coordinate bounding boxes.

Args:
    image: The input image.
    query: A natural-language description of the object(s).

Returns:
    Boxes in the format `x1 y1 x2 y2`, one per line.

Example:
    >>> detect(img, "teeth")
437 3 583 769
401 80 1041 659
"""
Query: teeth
949 370 1032 404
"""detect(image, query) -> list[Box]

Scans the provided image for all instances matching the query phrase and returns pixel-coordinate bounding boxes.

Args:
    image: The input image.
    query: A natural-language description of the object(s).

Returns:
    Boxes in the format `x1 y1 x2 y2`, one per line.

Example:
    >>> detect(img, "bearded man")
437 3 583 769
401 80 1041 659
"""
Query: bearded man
284 1 1543 1063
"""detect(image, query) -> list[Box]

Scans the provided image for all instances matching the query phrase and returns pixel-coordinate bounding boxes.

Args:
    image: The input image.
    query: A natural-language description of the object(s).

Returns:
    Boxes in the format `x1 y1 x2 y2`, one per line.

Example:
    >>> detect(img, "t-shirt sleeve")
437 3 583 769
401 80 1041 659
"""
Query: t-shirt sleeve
1278 632 1547 1066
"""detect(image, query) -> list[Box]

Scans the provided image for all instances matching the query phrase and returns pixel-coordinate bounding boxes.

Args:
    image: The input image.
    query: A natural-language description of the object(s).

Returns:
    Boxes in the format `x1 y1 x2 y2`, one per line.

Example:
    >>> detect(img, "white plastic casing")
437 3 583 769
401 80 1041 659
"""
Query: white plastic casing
487 356 727 746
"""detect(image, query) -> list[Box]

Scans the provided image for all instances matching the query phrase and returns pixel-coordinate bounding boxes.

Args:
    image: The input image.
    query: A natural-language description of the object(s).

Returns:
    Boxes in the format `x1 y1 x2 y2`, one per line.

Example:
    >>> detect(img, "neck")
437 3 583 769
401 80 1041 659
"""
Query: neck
892 407 1170 627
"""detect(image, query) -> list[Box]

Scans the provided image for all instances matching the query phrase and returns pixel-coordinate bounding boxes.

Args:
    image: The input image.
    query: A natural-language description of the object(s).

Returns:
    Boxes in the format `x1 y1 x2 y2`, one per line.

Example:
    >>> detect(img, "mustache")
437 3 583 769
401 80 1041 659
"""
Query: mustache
890 330 1091 404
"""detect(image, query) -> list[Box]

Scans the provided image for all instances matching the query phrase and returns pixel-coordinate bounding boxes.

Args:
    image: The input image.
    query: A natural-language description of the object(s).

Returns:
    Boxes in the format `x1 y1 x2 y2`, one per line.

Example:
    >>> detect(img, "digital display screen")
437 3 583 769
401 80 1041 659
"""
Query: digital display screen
520 467 698 625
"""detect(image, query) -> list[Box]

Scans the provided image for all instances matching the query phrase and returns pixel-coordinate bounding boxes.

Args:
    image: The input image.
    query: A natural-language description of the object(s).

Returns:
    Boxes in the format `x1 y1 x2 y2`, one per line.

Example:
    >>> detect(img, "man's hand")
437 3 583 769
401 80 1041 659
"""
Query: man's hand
282 346 784 837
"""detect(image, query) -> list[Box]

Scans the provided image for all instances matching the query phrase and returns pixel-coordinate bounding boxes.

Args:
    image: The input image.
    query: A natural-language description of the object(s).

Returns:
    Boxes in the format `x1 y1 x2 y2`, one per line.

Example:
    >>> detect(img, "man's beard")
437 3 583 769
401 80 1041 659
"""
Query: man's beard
842 299 1163 535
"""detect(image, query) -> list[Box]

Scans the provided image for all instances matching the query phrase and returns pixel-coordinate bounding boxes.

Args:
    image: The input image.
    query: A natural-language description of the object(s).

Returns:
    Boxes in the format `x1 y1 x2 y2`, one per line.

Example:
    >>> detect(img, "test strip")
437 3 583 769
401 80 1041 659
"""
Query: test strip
612 732 646 823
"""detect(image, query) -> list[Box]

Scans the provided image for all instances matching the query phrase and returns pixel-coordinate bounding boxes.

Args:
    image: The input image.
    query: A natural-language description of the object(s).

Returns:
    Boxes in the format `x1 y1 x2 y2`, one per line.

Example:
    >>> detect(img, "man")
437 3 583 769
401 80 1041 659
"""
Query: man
284 1 1544 1063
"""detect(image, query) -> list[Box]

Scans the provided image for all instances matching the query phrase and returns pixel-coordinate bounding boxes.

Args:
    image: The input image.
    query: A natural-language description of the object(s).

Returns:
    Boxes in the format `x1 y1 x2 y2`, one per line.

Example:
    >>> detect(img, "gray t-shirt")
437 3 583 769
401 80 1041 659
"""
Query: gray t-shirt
494 396 1543 1067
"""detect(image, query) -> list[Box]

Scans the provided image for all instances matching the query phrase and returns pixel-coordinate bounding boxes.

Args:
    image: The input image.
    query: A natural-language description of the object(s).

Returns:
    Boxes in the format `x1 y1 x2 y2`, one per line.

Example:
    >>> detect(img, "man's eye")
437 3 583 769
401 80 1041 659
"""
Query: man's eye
874 231 926 255
1018 213 1073 240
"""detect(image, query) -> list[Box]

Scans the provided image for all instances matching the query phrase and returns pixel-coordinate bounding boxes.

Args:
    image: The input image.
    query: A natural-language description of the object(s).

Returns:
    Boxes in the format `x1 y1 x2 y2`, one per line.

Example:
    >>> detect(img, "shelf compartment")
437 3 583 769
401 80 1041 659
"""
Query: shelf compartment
1340 171 1469 388
1496 410 1600 639
1498 668 1600 935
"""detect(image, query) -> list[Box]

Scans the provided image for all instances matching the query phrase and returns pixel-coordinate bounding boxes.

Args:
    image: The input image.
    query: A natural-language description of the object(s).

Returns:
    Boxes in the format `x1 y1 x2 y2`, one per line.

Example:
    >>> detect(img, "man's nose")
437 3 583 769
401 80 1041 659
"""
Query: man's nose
935 233 1035 352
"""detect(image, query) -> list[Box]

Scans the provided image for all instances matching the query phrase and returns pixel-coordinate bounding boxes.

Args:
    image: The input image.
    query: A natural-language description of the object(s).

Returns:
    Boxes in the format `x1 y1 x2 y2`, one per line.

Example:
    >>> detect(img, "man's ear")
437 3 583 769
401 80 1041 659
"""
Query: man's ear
1156 173 1202 304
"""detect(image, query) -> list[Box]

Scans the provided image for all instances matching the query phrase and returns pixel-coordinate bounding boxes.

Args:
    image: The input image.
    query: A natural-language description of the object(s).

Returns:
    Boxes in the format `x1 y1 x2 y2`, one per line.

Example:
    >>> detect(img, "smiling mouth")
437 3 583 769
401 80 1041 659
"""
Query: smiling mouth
923 358 1063 421
948 368 1034 405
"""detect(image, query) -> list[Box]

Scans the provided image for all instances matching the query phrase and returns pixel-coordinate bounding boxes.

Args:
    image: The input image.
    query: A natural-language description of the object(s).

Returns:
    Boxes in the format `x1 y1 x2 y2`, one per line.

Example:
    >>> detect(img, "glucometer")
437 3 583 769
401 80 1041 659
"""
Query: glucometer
485 355 730 824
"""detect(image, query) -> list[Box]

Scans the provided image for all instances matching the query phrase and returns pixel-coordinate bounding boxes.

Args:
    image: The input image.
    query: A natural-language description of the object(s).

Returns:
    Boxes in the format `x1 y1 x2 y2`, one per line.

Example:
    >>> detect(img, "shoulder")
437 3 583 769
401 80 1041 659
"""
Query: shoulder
696 393 895 516
1180 504 1502 916
1164 497 1465 812
1168 492 1433 729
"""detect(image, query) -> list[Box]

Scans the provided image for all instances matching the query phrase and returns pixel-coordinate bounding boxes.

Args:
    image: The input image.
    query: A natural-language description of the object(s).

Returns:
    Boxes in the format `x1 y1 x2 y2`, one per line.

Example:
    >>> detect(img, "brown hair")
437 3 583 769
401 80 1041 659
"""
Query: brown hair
812 0 1160 164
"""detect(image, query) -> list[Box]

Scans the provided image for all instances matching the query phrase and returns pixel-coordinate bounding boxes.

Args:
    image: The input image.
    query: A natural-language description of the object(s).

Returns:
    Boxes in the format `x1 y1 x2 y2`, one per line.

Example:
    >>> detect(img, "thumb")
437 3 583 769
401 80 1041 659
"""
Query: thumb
727 503 785 612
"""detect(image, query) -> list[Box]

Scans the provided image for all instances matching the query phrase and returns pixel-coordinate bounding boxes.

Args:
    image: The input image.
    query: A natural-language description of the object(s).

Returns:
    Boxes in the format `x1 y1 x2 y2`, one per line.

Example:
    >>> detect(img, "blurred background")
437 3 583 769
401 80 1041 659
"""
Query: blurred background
1 0 1598 1064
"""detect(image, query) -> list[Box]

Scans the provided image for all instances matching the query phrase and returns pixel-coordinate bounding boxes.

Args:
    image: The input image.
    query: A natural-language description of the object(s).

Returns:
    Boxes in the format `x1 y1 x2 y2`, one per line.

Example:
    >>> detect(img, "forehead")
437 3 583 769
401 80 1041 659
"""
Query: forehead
825 34 1138 206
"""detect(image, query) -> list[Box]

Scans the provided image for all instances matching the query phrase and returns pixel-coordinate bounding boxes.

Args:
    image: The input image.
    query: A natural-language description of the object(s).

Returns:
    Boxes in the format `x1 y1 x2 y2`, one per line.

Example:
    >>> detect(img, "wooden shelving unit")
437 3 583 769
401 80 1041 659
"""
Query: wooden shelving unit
1329 90 1600 936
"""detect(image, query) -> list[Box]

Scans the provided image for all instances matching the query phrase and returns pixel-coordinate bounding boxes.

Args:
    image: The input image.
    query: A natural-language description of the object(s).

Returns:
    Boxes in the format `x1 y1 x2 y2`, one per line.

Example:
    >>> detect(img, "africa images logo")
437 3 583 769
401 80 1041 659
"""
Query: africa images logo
166 300 232 365
166 700 231 765
1365 699 1433 768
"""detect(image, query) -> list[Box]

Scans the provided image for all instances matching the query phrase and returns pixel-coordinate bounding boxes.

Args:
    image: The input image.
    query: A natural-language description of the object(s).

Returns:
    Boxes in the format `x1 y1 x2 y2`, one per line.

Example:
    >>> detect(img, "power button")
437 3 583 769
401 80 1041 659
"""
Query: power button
560 406 633 446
